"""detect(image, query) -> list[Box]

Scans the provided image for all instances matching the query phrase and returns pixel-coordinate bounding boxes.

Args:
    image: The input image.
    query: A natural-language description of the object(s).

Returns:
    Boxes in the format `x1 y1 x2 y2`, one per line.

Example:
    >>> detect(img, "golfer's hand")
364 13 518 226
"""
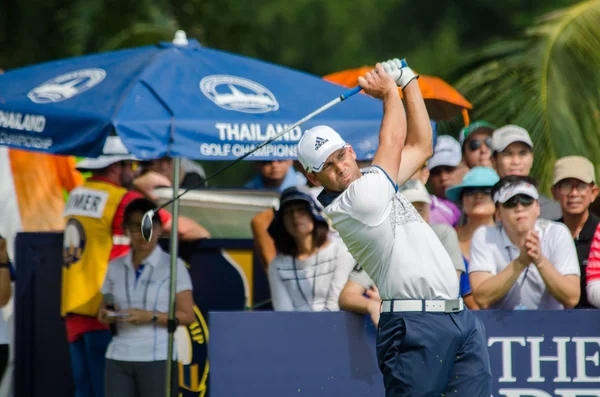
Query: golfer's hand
358 63 398 99
381 58 418 90
118 308 152 325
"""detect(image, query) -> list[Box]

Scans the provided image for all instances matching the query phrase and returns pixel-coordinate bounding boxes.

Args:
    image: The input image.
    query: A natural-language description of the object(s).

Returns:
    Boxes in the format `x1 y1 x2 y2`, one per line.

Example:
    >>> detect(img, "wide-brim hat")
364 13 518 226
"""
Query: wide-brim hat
268 186 329 238
446 166 500 203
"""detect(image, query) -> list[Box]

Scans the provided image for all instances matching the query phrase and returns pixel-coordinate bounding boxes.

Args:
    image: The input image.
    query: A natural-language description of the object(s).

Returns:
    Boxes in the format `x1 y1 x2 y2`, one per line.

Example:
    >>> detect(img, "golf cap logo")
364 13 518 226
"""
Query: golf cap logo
200 75 279 114
28 68 107 104
314 137 329 150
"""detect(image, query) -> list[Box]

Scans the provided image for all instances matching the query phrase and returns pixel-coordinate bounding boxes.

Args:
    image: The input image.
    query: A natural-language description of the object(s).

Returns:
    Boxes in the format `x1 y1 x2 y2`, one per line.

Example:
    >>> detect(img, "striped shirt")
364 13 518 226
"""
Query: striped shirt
586 223 600 284
586 223 600 308
268 239 355 311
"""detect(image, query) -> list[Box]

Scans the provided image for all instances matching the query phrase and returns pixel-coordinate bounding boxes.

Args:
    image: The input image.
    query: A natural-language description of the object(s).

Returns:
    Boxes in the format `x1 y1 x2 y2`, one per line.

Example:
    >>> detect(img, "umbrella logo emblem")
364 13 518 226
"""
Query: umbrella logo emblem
200 75 279 114
28 68 107 104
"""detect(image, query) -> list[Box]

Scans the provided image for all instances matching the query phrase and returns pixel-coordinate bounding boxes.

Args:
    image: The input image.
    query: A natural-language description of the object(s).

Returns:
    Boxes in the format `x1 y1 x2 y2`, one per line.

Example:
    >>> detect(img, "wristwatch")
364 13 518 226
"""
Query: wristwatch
152 313 158 323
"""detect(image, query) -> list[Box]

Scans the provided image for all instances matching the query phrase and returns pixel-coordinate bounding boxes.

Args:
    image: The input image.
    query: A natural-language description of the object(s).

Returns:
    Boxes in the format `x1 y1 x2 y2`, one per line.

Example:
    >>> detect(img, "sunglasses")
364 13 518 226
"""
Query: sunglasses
467 137 493 152
501 194 535 209
463 187 492 197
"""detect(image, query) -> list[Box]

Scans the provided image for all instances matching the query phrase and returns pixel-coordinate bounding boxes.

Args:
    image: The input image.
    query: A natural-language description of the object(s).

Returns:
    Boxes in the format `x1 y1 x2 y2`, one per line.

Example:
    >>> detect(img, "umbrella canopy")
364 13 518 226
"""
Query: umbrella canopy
0 38 385 160
324 66 472 121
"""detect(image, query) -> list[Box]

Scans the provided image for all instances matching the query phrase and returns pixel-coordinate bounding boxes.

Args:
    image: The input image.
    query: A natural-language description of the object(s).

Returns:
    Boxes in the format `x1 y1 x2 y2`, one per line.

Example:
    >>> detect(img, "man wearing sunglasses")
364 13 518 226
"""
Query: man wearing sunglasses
491 125 562 220
551 156 599 308
468 175 580 310
458 120 495 169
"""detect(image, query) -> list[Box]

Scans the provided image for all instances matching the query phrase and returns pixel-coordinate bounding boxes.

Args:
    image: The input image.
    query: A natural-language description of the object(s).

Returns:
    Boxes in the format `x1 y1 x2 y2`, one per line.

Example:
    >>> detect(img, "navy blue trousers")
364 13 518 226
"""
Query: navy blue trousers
376 308 491 397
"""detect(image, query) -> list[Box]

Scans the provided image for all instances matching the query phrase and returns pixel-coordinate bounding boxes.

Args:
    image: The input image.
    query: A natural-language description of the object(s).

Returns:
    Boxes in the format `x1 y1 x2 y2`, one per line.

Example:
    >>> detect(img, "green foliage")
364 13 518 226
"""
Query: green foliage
455 0 600 193
0 0 589 188
0 0 577 75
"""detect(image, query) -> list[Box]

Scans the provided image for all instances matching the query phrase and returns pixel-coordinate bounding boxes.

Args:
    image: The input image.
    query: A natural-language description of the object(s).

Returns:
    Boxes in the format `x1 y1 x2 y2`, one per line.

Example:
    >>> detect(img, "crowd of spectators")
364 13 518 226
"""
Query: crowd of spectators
252 122 600 316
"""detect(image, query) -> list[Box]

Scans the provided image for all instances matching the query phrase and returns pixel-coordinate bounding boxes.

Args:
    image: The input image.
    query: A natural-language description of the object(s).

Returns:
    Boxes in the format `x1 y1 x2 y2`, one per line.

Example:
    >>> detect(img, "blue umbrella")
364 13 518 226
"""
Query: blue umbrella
0 36 389 160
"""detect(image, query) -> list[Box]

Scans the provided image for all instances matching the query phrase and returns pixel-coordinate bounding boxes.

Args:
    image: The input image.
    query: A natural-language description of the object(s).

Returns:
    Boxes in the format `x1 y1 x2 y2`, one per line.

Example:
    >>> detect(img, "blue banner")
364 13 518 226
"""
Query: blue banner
209 311 600 397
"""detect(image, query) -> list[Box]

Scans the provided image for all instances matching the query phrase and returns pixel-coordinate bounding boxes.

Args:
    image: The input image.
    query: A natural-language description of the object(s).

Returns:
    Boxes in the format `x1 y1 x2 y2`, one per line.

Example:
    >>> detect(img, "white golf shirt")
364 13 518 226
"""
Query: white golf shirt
100 246 193 361
469 219 580 309
324 166 459 301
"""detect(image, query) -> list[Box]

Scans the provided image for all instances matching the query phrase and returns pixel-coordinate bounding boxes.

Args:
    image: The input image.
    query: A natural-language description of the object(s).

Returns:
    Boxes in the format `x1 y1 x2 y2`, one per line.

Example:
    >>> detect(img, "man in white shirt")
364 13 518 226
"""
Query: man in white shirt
297 59 491 397
469 175 581 310
338 179 468 328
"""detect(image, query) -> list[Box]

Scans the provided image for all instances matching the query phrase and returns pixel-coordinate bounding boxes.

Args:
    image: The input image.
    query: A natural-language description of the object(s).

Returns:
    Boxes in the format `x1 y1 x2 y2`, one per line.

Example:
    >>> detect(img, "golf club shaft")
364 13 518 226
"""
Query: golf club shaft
156 85 363 210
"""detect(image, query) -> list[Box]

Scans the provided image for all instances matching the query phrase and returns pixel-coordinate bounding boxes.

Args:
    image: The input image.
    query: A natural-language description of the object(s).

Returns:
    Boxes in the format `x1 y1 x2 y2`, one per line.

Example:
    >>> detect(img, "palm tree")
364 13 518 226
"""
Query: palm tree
455 0 600 193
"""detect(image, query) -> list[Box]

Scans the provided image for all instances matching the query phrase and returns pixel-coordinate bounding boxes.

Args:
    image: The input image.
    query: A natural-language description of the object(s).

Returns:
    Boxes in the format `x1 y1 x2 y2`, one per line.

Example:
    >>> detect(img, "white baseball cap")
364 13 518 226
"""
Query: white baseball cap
297 125 347 173
426 135 462 170
493 181 539 204
76 136 139 171
492 125 533 153
398 179 431 204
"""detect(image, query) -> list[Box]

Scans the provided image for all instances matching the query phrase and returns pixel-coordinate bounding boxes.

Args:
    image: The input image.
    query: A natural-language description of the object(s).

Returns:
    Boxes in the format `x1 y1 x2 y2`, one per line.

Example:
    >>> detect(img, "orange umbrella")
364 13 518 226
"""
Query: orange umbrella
323 66 472 122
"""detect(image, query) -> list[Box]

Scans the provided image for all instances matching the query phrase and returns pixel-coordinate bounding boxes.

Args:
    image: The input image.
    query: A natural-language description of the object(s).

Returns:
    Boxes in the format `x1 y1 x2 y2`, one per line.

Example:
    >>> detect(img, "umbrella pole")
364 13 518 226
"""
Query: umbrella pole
166 157 181 397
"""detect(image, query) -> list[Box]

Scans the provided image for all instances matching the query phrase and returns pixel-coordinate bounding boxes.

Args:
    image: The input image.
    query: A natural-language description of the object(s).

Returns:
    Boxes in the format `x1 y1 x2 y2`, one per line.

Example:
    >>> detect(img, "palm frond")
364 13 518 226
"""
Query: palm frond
455 0 600 194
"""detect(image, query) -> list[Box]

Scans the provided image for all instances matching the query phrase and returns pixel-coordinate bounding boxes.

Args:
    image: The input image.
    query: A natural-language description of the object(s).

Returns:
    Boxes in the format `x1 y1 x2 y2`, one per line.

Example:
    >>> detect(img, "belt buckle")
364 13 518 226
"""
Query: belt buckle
444 299 461 313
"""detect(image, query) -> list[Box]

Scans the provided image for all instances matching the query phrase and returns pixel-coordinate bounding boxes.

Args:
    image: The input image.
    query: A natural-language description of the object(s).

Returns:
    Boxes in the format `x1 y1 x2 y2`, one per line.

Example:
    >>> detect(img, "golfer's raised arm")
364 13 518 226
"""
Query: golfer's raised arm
396 79 433 186
358 63 407 180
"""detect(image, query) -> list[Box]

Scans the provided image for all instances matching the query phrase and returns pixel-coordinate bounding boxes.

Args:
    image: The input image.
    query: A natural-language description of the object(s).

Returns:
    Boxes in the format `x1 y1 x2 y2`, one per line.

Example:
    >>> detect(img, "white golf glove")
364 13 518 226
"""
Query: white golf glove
381 58 418 90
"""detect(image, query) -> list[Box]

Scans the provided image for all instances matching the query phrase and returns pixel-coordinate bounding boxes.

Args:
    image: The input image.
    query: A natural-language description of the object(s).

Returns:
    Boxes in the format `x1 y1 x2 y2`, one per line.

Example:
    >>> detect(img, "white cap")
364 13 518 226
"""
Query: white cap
76 136 138 171
492 125 533 152
398 179 431 204
297 125 347 173
493 181 539 204
426 135 462 170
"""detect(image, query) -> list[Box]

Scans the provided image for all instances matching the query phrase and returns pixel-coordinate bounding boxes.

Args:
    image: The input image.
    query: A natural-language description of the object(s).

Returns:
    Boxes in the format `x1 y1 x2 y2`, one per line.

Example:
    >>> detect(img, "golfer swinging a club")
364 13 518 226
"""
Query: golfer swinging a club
298 59 492 397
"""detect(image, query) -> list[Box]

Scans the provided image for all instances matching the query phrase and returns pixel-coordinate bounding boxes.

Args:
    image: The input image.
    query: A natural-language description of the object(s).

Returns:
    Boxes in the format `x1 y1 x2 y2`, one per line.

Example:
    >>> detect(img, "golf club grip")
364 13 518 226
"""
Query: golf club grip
340 86 361 100
156 85 363 210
